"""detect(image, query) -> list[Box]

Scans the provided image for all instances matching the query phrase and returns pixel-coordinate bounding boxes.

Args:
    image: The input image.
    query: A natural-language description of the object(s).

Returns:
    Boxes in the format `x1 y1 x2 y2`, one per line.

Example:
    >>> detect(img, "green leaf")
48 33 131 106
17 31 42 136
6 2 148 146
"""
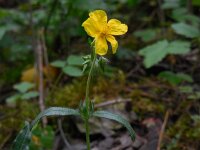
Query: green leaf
13 107 79 149
21 91 39 100
171 8 200 27
12 122 31 150
14 82 35 93
93 111 136 140
176 73 193 82
6 94 21 104
139 40 168 68
31 107 80 128
139 40 191 68
67 55 84 66
162 0 180 9
167 41 190 54
172 22 200 38
158 71 193 85
62 66 83 77
51 60 66 68
171 8 188 22
134 29 157 42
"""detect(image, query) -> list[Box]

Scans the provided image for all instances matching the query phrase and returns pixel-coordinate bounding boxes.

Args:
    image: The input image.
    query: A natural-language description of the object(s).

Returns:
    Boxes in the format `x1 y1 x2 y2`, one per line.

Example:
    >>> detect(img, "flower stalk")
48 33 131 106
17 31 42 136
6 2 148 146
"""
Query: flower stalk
84 49 96 150
85 52 96 111
84 118 91 150
81 10 128 150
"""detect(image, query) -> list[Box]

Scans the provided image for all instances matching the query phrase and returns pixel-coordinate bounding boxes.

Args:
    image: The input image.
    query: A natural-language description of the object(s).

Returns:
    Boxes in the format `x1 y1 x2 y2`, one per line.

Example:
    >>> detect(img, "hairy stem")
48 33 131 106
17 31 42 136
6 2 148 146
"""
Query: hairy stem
84 50 96 150
85 119 91 150
85 53 96 111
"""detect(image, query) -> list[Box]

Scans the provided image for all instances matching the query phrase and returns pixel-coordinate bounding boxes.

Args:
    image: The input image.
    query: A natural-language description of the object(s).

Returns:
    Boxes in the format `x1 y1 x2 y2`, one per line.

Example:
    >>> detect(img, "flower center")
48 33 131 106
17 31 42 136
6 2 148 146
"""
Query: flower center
100 26 108 36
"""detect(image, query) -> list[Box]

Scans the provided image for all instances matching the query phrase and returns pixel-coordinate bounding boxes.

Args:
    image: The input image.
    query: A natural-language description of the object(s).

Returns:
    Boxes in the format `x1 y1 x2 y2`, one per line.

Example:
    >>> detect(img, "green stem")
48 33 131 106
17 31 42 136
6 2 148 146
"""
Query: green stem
84 51 96 150
85 119 91 150
85 53 97 111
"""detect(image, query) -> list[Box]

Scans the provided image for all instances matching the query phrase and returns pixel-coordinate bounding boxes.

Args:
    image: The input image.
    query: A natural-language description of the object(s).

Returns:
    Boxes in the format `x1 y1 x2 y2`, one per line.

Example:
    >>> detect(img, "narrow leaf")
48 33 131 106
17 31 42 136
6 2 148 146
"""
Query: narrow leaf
31 107 80 128
12 122 31 150
93 111 136 140
13 107 79 149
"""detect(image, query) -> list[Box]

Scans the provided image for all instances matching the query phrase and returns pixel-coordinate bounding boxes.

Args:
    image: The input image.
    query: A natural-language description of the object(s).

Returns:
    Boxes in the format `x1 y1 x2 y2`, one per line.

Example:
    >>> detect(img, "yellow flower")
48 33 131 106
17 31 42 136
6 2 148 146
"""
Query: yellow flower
82 10 128 55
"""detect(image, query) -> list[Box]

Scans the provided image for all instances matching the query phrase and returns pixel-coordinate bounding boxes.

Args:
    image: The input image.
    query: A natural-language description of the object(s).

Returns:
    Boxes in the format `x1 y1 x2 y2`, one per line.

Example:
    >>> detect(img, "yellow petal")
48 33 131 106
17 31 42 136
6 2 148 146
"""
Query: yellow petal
106 35 118 54
89 10 107 24
82 10 108 38
95 36 108 55
82 18 99 37
89 10 107 32
107 19 128 35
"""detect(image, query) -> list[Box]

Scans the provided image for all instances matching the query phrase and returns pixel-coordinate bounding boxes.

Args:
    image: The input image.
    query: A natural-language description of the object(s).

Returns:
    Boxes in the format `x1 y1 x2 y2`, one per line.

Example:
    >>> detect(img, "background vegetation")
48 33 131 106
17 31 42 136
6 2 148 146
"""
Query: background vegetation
0 0 200 149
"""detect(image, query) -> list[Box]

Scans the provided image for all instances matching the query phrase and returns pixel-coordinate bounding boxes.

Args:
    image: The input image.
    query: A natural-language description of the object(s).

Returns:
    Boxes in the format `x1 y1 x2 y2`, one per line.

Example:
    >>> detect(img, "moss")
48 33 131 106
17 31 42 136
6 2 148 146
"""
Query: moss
46 70 126 108
46 79 86 108
131 97 165 115
166 113 200 149
0 101 39 144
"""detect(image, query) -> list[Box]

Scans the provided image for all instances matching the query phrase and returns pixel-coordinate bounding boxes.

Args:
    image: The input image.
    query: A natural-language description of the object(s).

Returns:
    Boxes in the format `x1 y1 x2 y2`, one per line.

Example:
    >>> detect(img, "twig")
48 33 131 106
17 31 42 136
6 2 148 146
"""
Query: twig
29 2 47 126
157 110 170 150
36 33 47 126
57 118 72 150
95 98 131 108
40 28 51 85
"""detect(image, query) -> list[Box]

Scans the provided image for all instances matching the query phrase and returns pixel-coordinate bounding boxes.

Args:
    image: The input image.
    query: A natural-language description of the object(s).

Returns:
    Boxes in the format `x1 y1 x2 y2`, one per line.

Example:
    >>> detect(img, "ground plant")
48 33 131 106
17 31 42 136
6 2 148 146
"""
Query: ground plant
12 10 135 150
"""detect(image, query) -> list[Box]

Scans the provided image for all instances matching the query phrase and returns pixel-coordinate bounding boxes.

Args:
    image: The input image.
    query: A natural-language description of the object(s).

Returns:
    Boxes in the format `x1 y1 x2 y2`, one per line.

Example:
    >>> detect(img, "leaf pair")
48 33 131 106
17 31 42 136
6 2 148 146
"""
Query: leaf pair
12 107 136 150
51 55 84 77
6 82 39 104
139 40 190 68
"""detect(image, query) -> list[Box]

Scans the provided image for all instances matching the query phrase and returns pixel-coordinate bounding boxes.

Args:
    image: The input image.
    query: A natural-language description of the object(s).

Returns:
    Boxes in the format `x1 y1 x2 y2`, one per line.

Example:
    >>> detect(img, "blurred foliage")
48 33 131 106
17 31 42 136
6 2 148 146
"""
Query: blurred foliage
51 54 84 77
0 101 39 145
30 125 54 150
0 0 200 149
6 82 38 105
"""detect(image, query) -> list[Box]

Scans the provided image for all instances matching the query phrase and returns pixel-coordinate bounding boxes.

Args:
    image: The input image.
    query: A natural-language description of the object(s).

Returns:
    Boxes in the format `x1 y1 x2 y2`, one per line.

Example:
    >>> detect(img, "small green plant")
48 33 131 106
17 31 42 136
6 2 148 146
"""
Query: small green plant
12 10 135 150
51 55 84 77
6 82 38 104
139 40 191 68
